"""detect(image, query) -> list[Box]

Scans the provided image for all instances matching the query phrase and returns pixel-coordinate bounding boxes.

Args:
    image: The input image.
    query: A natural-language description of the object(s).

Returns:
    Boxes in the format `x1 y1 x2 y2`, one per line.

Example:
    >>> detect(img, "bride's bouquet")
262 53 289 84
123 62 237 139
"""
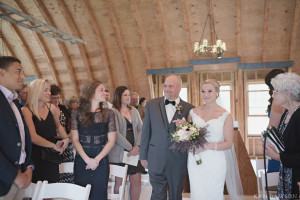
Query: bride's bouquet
170 122 207 165
262 126 285 153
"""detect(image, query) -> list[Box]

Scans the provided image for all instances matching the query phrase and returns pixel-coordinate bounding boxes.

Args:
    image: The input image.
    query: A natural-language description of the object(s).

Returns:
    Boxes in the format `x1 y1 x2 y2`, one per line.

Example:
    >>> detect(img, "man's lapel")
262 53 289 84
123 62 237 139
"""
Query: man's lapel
0 90 18 125
159 97 169 129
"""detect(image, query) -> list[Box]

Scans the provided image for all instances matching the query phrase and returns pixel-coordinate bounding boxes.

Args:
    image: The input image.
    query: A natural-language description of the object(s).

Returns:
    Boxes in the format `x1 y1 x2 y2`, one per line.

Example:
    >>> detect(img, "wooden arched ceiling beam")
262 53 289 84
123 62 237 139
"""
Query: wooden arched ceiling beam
180 0 193 58
79 0 115 90
129 0 151 69
262 0 270 62
1 36 16 57
289 0 299 61
58 0 94 82
0 11 41 77
15 0 60 86
104 0 134 91
154 0 171 68
33 0 79 96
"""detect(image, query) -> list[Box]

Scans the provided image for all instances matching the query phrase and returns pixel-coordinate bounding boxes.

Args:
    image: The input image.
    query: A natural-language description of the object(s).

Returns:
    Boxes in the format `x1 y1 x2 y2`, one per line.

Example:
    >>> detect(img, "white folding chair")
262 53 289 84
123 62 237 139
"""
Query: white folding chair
260 170 279 200
255 158 268 198
15 181 42 200
37 181 91 200
108 164 128 200
59 162 74 174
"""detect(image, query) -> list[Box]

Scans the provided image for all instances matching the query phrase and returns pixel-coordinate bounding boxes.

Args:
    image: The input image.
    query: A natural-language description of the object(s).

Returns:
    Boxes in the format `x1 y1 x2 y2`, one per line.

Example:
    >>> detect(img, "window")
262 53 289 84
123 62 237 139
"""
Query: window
217 85 231 112
179 87 188 102
247 83 269 135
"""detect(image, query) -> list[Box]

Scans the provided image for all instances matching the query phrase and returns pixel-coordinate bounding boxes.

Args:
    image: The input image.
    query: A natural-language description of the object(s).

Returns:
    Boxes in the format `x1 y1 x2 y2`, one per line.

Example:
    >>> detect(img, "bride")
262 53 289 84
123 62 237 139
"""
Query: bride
180 79 243 200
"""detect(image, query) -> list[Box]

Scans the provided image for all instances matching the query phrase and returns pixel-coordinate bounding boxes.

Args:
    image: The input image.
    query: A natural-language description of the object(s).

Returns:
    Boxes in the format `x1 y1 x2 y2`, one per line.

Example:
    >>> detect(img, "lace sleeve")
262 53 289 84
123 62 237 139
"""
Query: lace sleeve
71 110 79 130
107 109 116 133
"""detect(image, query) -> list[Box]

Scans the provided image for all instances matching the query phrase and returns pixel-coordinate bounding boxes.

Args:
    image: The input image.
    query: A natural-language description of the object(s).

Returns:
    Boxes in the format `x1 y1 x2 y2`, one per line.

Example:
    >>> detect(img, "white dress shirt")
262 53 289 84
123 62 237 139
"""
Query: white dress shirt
164 97 180 123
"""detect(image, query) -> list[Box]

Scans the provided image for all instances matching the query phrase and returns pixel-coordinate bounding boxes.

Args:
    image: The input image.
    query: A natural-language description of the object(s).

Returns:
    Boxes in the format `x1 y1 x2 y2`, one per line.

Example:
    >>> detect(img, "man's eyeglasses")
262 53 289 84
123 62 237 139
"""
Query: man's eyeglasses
19 92 28 95
273 90 279 94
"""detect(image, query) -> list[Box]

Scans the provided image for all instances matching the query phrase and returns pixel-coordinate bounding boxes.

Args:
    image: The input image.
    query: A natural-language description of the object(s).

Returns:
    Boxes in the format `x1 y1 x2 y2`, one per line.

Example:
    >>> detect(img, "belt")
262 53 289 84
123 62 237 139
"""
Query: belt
127 128 133 131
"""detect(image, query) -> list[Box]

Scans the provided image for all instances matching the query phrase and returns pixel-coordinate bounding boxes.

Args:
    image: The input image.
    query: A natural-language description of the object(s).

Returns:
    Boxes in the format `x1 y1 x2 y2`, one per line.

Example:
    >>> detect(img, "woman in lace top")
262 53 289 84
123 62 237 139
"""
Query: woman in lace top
265 72 300 199
71 81 116 200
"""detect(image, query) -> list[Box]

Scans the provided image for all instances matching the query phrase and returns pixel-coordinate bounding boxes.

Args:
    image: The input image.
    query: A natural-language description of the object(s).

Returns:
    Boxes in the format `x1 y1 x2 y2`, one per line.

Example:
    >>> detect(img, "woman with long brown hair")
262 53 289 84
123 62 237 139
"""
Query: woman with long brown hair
109 86 145 200
71 81 116 200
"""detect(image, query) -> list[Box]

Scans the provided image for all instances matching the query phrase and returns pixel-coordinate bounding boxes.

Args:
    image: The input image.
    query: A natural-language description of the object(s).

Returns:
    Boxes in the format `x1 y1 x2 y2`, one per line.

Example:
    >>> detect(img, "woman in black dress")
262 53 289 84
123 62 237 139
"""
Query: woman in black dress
109 86 145 200
265 72 300 199
22 79 70 183
71 81 116 200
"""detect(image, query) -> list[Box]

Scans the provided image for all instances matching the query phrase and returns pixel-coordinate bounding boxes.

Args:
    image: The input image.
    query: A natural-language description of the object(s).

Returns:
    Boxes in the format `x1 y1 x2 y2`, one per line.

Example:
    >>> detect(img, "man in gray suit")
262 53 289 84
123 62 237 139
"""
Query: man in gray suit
140 75 194 200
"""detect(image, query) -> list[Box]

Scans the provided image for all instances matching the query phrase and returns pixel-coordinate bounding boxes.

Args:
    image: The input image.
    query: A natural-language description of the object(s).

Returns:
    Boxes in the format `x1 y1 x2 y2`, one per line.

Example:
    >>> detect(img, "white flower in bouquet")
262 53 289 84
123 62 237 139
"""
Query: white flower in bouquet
170 122 207 165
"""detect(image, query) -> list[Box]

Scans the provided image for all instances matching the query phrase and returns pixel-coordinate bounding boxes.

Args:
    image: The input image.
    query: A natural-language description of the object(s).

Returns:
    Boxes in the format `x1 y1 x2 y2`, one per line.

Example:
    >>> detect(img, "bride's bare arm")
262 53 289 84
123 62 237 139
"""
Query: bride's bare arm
204 114 234 151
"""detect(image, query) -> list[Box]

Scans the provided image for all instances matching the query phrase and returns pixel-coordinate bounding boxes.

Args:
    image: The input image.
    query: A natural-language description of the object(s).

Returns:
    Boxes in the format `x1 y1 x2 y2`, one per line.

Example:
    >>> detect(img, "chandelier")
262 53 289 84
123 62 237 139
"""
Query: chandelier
193 12 226 58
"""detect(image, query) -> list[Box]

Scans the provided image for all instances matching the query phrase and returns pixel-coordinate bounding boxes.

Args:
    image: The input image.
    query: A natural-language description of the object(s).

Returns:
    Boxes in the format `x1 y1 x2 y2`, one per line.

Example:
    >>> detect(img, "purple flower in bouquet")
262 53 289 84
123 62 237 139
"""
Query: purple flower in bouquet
170 122 207 165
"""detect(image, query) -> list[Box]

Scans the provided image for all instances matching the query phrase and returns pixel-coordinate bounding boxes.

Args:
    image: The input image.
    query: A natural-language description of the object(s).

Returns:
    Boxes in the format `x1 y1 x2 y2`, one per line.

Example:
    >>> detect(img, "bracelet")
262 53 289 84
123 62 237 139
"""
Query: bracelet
214 143 218 151
129 147 133 151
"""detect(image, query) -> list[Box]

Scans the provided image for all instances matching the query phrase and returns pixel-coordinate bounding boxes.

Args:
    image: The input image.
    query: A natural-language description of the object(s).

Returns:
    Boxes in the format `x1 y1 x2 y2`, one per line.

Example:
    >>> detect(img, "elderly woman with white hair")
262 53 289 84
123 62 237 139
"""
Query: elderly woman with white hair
265 72 300 199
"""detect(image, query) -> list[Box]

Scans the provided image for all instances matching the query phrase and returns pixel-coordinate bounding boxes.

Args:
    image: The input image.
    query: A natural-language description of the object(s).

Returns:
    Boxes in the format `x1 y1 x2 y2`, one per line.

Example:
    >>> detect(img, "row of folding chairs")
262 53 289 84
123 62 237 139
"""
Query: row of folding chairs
21 162 128 200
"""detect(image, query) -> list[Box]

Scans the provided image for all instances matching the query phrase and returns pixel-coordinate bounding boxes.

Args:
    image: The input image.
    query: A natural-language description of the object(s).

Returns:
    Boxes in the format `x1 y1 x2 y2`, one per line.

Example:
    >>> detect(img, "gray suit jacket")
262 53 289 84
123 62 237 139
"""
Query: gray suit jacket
109 107 143 163
140 97 194 174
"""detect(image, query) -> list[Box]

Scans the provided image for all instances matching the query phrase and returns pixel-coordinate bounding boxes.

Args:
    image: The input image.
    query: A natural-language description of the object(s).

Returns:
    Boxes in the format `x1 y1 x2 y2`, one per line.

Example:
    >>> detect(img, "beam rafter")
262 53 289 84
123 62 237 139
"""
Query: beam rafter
104 0 134 90
154 0 171 68
33 0 79 96
79 0 115 90
1 36 16 57
58 0 94 82
15 0 60 86
129 0 151 69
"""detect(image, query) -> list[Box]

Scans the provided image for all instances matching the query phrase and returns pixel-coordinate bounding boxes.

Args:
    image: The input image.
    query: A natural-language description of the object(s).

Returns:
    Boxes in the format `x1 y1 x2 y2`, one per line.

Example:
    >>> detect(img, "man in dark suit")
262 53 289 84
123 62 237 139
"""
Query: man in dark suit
0 56 33 199
140 75 194 200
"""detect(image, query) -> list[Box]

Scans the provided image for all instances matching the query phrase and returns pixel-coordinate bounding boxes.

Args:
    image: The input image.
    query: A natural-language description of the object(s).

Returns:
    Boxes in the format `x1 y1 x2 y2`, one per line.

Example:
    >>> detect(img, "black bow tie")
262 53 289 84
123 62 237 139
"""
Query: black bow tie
165 99 176 106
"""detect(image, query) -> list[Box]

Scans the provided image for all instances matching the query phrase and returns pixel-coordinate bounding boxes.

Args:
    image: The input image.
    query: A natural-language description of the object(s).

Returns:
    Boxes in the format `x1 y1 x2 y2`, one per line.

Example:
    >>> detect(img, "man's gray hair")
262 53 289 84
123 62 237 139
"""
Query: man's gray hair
131 92 139 98
271 72 300 102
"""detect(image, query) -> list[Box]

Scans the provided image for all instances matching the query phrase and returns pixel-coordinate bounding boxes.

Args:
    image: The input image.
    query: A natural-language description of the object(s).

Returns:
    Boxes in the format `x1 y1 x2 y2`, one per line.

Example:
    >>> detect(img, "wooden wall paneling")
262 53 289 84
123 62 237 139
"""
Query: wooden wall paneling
290 0 300 62
236 70 245 141
58 0 94 82
14 0 60 86
180 0 193 59
1 36 16 57
262 0 270 62
33 0 79 96
154 0 171 68
190 71 197 106
0 11 41 78
79 0 114 90
129 0 151 70
104 0 134 91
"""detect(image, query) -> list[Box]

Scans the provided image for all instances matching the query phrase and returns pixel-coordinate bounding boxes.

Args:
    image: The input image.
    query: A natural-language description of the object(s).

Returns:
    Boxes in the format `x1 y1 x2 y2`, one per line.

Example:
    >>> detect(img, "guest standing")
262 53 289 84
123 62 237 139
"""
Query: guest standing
16 83 29 107
22 79 69 183
65 96 79 112
138 97 147 122
265 72 300 199
71 81 116 200
50 84 74 183
109 86 145 200
0 56 33 199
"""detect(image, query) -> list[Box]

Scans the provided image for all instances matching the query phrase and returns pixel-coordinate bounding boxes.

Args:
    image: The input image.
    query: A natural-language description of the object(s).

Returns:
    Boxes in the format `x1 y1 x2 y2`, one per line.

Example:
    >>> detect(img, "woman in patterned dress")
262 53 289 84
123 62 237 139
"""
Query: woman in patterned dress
265 72 300 199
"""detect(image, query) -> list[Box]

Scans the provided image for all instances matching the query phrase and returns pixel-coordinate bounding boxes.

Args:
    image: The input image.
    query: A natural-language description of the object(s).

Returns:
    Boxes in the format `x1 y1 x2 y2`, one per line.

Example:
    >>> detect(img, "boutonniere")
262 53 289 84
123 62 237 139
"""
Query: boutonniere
176 104 183 114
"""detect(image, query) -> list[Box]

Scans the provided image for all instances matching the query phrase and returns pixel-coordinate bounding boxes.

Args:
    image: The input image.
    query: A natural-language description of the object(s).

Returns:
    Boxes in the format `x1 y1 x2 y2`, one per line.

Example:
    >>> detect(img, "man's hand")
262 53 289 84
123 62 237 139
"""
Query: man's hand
24 167 33 188
141 160 148 169
13 171 28 189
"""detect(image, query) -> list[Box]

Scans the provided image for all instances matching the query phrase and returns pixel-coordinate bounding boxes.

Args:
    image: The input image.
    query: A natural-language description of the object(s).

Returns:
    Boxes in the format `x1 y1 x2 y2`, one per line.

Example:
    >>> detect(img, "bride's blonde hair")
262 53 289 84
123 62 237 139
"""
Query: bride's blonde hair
200 79 220 93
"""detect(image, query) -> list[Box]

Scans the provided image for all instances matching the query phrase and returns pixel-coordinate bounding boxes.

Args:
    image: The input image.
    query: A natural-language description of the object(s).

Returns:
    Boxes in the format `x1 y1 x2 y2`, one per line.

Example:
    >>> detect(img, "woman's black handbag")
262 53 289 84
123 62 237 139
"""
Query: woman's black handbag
41 147 62 164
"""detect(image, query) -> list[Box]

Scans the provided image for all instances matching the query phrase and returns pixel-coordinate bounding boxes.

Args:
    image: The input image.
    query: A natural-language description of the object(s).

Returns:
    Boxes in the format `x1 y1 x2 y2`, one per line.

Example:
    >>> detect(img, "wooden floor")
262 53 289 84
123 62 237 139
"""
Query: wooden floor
182 193 261 200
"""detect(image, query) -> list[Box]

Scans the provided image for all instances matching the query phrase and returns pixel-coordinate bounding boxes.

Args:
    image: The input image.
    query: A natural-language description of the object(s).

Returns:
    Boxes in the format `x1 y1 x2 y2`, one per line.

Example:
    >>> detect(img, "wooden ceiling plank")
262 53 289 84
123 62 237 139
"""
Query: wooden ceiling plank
104 0 134 90
289 0 300 61
0 10 42 78
33 0 79 96
236 0 242 58
129 0 151 69
262 0 270 62
180 0 193 59
15 0 60 86
1 36 16 57
208 0 216 44
154 0 171 68
58 0 94 82
79 0 115 90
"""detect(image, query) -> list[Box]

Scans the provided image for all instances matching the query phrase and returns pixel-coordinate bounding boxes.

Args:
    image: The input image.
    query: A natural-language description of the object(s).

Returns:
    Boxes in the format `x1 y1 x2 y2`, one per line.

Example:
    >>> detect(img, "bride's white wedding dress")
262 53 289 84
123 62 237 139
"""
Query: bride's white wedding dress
188 109 229 200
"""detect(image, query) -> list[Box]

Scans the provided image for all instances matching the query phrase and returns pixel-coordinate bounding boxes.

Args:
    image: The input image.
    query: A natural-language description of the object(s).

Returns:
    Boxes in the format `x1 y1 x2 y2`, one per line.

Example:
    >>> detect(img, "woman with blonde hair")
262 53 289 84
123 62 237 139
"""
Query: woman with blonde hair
22 79 69 183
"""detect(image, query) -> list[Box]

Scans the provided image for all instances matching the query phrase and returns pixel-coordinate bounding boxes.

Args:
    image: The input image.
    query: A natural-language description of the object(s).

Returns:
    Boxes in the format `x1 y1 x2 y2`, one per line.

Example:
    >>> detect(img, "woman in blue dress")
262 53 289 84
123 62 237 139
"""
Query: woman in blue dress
71 81 116 200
